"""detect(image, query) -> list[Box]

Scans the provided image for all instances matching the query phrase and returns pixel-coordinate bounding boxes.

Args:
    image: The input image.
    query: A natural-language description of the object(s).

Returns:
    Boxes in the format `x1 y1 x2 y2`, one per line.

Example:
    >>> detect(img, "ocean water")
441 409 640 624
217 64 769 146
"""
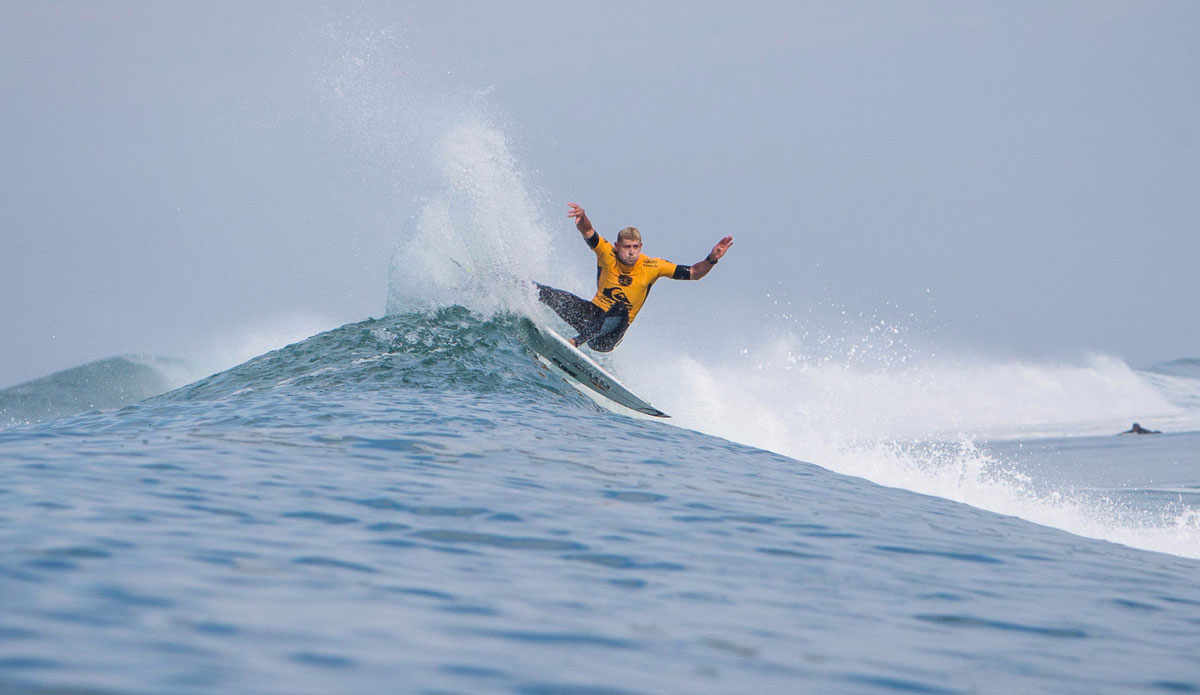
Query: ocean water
2 307 1199 695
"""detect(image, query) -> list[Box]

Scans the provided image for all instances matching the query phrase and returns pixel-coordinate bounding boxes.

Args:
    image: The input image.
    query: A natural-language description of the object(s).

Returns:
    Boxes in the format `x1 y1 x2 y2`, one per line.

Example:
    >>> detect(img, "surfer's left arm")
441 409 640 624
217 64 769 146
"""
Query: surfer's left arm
685 236 734 280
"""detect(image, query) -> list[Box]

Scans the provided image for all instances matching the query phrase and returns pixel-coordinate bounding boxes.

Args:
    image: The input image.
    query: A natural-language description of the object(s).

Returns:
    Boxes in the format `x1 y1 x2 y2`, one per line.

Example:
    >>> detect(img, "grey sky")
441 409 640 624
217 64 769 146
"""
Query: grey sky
2 1 1197 388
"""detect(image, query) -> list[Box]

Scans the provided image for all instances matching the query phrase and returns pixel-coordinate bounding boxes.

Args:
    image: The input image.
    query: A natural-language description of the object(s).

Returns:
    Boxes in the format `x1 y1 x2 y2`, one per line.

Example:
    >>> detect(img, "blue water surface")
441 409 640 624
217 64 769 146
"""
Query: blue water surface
1 311 1198 694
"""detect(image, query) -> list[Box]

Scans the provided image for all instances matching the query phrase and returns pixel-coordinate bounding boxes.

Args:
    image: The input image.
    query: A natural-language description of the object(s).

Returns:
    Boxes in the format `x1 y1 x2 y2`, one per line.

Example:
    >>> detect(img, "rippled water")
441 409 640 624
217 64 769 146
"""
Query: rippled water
2 310 1198 694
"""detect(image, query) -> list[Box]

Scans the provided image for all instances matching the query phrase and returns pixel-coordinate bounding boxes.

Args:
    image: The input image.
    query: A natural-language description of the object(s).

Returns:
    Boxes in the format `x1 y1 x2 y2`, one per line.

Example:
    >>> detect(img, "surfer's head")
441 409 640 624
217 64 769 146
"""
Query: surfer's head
615 227 642 266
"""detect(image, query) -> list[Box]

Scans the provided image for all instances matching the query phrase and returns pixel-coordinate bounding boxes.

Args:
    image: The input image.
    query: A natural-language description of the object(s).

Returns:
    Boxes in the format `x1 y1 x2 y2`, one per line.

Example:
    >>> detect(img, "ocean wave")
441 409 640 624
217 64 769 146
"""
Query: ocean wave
0 355 193 428
1146 357 1200 380
160 307 591 411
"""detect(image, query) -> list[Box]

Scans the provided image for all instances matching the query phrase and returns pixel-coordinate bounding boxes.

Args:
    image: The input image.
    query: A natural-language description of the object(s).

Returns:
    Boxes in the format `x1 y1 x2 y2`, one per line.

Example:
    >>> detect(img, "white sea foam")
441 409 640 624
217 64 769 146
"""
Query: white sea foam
614 330 1200 558
652 340 1186 441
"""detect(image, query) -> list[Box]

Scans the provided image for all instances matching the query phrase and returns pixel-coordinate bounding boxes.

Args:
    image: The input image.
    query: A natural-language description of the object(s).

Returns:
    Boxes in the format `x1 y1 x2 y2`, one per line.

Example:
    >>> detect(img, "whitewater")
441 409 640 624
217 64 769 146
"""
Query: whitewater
2 113 1199 694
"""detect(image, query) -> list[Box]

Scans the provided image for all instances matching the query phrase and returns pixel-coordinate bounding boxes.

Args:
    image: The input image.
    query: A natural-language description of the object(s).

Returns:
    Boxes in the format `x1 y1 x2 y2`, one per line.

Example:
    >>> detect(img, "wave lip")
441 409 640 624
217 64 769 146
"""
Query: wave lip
0 355 193 428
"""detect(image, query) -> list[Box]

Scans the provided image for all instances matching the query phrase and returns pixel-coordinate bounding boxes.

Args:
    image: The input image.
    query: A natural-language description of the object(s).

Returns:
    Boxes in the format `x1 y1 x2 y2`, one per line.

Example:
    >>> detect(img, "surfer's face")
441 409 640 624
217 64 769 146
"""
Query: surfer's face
615 238 641 266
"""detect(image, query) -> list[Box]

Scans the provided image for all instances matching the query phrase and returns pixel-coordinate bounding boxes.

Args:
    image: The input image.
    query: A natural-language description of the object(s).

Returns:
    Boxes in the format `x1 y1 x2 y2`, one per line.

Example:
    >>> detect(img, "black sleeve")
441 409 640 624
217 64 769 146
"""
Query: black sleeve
586 233 600 249
672 264 692 280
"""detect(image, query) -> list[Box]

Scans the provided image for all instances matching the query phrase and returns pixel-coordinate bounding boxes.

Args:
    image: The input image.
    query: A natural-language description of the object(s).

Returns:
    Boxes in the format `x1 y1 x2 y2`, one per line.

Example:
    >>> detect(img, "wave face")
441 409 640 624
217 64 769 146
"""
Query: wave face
1 309 1198 694
0 355 193 428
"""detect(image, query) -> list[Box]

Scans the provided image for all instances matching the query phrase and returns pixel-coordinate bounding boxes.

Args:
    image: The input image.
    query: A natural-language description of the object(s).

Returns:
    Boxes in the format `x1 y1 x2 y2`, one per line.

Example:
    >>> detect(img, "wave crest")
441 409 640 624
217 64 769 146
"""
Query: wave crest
162 308 592 412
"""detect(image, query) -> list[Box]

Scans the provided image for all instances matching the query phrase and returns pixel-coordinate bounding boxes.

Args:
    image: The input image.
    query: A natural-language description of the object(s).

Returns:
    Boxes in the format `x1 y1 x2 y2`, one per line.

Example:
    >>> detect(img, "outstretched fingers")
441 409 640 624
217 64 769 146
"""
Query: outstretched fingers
567 202 592 232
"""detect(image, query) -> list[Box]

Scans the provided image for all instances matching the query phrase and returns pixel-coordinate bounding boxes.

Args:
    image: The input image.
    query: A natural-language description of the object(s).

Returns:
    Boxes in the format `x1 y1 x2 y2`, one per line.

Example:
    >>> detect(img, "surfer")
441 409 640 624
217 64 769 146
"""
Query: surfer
535 203 734 351
1120 423 1161 435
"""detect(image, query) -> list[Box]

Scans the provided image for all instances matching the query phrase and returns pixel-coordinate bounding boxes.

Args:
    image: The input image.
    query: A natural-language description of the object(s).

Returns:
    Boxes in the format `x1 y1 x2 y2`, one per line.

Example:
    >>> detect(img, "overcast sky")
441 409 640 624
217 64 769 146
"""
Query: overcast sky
2 1 1197 388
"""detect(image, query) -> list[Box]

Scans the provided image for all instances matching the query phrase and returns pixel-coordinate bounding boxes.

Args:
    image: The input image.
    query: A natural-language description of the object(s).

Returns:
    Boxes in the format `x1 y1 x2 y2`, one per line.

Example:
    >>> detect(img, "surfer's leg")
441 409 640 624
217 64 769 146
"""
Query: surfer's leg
581 304 630 353
536 284 603 337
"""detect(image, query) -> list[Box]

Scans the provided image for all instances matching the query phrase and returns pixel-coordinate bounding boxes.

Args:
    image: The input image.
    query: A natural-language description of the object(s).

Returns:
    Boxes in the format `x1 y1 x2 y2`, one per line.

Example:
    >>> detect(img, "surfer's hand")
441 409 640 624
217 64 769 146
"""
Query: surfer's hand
710 235 734 261
567 203 593 233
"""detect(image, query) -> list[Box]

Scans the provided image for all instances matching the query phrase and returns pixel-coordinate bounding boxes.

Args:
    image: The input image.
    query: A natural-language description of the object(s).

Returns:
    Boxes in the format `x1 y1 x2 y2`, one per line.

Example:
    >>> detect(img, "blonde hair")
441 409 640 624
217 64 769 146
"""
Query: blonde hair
617 227 642 244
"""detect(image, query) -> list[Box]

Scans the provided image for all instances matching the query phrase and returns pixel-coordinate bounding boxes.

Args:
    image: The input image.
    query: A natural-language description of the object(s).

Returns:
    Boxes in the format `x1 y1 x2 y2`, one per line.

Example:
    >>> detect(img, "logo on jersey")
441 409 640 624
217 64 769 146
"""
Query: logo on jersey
617 274 632 287
602 287 632 309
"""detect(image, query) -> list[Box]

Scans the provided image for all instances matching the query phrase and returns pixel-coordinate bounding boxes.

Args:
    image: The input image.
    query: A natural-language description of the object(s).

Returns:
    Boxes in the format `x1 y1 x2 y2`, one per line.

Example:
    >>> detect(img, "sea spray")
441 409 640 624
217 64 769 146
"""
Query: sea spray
387 118 555 318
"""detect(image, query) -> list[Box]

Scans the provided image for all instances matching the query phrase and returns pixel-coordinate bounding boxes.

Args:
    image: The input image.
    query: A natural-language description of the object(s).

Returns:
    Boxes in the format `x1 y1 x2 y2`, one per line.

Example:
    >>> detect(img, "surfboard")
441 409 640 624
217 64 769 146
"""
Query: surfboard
518 318 668 418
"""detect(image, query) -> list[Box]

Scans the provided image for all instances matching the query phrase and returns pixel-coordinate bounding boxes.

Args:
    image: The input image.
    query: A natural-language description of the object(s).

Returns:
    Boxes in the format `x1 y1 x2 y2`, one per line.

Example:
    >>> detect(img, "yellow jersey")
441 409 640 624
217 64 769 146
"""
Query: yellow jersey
588 235 684 323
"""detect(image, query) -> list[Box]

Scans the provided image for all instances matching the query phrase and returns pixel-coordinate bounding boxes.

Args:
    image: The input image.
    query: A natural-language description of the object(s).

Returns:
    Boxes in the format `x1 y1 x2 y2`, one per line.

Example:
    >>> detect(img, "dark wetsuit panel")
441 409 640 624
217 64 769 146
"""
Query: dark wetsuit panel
536 284 629 352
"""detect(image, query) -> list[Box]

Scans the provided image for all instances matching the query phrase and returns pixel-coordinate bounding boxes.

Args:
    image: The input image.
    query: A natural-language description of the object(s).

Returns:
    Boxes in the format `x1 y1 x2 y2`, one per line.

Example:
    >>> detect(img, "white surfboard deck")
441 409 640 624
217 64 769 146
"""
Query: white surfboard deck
518 318 668 418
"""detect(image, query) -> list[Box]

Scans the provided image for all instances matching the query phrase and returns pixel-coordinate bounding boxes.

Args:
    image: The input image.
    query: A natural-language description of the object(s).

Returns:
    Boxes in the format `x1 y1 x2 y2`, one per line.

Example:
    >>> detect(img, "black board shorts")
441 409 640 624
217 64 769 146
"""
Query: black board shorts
536 284 630 353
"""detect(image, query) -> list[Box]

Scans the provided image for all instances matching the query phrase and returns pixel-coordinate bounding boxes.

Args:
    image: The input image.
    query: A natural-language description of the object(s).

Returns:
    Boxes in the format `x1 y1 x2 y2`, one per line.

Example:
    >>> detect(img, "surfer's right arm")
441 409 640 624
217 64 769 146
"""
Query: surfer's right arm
567 203 597 245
